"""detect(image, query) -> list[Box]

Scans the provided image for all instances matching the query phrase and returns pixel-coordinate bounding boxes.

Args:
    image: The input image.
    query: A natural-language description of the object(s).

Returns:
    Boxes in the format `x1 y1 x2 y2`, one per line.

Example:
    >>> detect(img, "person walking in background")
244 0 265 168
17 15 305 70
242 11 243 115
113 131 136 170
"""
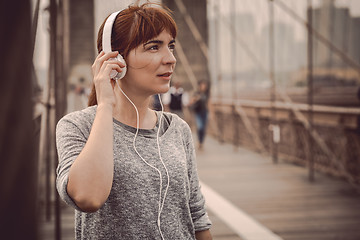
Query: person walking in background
55 3 212 240
162 80 189 119
190 80 210 151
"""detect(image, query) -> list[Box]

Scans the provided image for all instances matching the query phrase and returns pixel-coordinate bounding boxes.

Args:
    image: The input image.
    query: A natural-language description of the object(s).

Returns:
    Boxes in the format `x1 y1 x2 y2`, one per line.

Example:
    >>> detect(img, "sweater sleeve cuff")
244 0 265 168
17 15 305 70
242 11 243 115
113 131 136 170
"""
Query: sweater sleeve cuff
57 174 84 212
193 210 212 232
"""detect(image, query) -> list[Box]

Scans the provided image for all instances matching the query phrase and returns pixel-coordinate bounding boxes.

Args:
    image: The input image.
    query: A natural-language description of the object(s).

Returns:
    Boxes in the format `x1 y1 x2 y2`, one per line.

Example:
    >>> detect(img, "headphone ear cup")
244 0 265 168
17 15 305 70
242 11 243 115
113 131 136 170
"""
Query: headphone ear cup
116 54 127 80
116 54 126 66
110 54 127 80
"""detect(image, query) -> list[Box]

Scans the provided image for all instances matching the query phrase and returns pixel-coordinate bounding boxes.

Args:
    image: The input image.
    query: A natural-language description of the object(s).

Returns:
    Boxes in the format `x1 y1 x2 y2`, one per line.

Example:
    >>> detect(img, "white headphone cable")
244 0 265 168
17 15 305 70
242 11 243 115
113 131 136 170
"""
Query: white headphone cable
115 80 169 240
156 93 170 238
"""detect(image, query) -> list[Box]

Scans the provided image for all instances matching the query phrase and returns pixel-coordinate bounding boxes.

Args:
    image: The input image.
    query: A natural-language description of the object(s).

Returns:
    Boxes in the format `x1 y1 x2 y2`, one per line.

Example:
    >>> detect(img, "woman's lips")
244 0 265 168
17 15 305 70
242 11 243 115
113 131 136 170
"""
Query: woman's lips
157 72 172 80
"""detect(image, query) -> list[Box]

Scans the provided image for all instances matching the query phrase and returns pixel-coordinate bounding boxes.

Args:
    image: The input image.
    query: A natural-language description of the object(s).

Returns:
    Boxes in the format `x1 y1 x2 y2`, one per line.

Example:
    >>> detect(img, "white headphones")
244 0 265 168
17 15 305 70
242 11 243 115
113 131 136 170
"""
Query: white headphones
102 10 127 80
102 10 169 240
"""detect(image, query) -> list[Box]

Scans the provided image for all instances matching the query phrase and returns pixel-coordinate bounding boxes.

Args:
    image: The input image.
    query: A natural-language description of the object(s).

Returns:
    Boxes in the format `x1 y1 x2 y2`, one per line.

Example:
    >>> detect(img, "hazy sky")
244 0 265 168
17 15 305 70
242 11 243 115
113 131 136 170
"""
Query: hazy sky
208 0 360 41
206 0 360 83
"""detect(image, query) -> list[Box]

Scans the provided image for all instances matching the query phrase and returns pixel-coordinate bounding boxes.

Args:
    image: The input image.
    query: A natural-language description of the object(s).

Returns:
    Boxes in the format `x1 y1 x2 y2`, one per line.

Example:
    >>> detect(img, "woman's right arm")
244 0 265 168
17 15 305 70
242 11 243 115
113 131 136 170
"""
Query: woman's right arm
66 103 114 212
66 51 124 212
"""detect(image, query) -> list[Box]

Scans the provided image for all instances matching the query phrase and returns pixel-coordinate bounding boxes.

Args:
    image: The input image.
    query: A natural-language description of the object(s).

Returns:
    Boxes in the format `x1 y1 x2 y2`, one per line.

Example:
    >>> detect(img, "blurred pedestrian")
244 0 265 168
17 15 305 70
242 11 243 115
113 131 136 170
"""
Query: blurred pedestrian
190 80 210 150
162 80 189 119
55 3 212 240
68 77 91 112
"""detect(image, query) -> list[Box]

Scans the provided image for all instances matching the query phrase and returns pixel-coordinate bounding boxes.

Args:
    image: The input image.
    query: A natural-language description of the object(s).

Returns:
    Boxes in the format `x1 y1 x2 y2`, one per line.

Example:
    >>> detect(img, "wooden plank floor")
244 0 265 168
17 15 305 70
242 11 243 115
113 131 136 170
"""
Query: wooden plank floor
196 136 360 240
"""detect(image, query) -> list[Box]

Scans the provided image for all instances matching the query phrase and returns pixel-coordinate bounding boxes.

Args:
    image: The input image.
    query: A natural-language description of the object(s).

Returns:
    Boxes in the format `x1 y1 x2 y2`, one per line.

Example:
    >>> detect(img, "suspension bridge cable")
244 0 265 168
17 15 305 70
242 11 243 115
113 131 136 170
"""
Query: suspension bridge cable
174 0 208 60
174 40 198 89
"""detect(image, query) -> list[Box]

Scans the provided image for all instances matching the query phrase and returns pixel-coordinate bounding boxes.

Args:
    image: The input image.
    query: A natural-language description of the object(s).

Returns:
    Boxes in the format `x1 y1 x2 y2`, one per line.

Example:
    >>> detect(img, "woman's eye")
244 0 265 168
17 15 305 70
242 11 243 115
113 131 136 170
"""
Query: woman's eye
148 45 159 51
169 44 176 51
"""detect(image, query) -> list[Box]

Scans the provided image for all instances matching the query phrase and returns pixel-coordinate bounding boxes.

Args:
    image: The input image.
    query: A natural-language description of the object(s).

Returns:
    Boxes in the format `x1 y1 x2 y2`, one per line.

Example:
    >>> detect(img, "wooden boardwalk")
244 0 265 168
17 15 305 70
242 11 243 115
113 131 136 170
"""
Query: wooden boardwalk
196 137 360 240
40 136 360 239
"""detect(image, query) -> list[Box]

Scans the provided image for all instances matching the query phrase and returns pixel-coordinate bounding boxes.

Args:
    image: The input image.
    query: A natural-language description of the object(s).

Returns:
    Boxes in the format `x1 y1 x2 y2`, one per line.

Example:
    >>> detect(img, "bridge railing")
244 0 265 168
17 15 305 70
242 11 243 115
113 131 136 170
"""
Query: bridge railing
209 98 360 188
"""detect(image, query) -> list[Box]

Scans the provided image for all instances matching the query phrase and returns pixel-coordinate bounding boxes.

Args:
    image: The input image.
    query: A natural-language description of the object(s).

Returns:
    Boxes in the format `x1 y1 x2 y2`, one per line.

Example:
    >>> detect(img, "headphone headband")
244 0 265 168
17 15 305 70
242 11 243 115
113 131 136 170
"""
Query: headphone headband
102 10 121 53
102 10 127 80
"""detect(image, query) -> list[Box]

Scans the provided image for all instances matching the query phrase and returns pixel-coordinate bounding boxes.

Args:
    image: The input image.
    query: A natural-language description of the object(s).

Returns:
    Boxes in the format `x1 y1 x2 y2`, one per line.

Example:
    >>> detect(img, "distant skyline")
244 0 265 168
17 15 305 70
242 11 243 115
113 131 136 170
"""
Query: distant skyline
208 0 360 41
207 0 360 90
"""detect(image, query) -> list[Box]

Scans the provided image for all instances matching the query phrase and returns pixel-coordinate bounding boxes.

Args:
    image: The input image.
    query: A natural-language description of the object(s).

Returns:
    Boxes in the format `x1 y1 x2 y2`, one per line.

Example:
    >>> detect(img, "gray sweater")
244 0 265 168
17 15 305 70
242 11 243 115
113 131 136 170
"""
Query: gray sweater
56 106 211 239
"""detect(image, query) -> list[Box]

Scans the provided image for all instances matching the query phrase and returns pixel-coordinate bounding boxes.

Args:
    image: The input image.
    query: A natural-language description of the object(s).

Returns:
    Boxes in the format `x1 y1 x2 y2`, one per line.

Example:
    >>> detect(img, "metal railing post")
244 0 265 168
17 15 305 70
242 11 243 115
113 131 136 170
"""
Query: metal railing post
269 0 278 163
307 0 314 182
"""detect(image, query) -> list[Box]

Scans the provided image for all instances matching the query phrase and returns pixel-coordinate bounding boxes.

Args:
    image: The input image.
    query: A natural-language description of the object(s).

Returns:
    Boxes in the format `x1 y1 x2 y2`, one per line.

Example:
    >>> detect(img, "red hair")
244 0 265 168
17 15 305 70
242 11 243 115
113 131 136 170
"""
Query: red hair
88 3 178 106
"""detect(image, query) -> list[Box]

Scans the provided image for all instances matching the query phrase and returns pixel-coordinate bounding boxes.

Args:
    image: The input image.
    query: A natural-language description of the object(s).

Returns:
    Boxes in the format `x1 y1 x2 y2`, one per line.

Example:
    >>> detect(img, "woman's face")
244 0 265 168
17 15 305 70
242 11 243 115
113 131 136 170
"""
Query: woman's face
123 30 176 96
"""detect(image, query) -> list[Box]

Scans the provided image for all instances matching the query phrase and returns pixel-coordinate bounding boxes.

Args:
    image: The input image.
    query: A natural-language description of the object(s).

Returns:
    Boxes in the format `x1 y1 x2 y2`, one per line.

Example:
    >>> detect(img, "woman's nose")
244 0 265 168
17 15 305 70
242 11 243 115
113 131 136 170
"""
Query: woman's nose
163 49 176 65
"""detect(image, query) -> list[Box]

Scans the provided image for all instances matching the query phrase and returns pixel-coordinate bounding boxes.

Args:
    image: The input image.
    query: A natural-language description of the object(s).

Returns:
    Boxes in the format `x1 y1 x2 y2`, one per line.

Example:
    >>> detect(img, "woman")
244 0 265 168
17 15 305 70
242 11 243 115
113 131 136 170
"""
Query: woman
190 80 210 151
55 3 212 240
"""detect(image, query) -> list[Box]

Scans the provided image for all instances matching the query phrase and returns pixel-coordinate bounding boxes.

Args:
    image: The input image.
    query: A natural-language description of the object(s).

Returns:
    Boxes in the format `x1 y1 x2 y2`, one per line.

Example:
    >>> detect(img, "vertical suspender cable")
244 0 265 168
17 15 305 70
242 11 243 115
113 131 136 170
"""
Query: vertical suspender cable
214 1 222 100
231 0 237 101
307 0 314 182
269 0 278 163
231 0 238 148
214 1 224 142
49 0 62 239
